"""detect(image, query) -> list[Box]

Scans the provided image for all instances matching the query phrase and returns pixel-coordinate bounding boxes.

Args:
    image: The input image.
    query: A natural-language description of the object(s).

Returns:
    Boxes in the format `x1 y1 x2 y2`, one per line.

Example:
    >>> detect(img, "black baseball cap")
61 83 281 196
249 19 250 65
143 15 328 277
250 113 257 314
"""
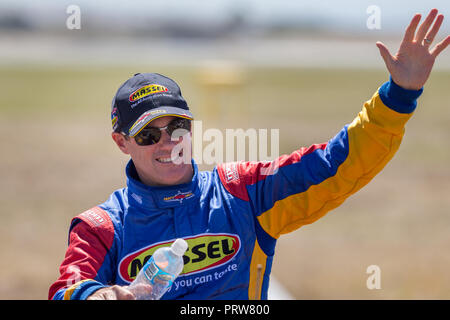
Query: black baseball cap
111 73 194 137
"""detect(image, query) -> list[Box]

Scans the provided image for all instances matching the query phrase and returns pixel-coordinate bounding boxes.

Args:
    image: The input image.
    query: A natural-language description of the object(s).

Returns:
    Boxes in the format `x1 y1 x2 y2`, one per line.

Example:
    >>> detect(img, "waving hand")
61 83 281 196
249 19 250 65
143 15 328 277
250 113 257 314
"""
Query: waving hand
376 9 450 90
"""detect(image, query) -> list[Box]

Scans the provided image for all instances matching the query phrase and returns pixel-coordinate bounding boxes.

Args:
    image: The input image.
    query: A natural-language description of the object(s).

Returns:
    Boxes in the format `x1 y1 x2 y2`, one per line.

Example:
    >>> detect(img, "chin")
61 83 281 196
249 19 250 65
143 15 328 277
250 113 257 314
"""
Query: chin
154 165 192 186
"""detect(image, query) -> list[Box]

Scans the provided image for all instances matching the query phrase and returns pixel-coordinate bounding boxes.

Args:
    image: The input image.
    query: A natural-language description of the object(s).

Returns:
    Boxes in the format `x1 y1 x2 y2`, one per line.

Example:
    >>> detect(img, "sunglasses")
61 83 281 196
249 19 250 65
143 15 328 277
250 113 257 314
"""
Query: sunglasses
132 118 191 146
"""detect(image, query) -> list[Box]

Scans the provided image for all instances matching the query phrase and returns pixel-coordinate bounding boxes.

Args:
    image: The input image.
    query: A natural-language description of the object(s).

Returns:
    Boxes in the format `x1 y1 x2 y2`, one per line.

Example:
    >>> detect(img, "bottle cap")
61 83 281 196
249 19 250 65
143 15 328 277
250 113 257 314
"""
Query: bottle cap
171 238 188 256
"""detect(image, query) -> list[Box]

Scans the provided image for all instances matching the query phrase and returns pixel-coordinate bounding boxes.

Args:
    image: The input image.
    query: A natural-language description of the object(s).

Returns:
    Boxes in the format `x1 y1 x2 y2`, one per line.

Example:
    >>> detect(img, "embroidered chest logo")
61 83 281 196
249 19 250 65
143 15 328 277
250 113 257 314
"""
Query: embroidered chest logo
163 190 194 204
118 233 241 283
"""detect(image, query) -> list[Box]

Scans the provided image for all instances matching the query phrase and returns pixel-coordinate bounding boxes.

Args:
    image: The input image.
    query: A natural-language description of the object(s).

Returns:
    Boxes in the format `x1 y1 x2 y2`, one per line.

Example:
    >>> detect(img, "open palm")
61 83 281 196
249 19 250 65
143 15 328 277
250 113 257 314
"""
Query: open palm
376 9 450 90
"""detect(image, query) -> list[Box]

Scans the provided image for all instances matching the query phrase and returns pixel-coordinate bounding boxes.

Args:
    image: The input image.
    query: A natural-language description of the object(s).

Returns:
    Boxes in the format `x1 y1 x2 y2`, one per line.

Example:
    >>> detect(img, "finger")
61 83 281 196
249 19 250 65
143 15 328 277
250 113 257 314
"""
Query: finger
113 286 136 300
403 13 422 42
87 288 106 300
415 8 438 43
104 290 116 300
431 35 450 58
376 42 395 68
424 14 444 46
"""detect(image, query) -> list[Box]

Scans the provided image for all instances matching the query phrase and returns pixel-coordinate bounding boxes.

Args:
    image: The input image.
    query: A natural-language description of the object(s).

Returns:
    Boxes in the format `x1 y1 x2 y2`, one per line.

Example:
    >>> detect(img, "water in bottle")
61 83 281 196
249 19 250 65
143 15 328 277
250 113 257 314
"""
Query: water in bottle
128 238 188 300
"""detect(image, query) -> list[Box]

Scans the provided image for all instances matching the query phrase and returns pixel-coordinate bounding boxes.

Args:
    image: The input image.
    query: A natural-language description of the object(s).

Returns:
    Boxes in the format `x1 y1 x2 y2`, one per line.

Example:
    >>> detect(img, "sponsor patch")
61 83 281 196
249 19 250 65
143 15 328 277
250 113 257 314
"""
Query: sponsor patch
118 233 241 283
111 107 119 130
225 162 239 182
163 191 194 204
79 207 106 227
129 84 168 102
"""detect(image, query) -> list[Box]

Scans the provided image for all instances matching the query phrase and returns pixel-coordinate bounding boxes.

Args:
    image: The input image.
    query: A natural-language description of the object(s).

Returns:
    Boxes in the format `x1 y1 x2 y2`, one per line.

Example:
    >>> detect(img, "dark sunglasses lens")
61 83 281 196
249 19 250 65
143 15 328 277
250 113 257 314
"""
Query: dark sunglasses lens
134 118 191 146
135 128 161 146
167 118 191 136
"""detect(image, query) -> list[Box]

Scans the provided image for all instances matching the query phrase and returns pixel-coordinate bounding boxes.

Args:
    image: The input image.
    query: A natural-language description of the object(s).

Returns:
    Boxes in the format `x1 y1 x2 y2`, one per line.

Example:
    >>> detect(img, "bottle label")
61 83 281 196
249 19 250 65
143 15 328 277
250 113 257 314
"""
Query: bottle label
143 257 176 287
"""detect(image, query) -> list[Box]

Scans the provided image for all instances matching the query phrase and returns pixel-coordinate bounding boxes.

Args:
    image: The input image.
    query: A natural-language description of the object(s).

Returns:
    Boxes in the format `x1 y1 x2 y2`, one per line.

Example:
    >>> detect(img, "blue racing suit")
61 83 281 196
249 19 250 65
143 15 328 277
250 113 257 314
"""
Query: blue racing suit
49 79 422 300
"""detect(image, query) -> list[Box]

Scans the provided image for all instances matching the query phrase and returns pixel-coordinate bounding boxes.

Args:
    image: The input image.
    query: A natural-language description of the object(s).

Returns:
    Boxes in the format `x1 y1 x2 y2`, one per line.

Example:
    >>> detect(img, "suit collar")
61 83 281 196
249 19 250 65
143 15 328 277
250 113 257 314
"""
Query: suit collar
125 159 200 210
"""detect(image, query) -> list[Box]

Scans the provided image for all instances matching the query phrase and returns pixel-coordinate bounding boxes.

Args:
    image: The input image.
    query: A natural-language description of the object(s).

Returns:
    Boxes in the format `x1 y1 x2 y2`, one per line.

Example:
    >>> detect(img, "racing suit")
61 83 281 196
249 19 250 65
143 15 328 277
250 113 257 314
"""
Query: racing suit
49 79 422 300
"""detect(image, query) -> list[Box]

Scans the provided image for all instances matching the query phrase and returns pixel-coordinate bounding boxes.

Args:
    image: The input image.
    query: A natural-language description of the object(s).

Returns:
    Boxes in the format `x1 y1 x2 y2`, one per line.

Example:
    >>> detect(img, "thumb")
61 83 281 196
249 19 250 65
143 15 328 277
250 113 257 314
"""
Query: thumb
376 41 395 69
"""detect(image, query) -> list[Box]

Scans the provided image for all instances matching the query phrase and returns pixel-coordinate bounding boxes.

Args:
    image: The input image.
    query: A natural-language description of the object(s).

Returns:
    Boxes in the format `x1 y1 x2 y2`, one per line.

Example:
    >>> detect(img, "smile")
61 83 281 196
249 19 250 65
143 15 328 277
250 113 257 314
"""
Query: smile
156 150 183 163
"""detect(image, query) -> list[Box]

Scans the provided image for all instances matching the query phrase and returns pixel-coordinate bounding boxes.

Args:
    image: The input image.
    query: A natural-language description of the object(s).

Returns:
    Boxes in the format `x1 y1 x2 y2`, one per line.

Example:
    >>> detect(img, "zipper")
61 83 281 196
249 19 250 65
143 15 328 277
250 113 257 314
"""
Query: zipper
170 208 178 236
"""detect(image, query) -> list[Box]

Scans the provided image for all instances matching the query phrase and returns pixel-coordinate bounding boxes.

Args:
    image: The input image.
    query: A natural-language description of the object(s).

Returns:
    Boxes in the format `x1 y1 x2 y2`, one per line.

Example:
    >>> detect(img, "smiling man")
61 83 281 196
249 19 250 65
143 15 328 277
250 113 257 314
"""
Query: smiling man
110 73 194 187
49 9 449 300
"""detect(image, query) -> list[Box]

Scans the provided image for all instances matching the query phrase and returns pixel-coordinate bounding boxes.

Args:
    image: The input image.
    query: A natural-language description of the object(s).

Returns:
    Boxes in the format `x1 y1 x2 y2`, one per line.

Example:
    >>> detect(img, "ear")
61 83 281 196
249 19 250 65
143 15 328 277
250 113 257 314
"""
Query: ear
111 132 131 155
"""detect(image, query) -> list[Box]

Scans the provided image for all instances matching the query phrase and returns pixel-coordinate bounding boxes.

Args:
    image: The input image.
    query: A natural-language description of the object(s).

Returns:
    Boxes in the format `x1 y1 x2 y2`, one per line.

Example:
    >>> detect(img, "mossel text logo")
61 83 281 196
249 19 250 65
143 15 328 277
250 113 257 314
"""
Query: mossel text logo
118 233 241 283
129 84 168 102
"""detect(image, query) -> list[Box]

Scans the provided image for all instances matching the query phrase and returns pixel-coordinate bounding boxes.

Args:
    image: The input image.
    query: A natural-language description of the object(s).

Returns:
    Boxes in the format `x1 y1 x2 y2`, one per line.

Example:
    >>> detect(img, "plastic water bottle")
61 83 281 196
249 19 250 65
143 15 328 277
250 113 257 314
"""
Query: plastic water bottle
128 238 188 300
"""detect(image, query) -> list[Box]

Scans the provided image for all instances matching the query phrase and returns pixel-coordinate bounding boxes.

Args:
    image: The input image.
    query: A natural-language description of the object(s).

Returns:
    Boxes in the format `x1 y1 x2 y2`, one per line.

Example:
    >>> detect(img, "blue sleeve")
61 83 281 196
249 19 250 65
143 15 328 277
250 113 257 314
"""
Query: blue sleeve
378 77 423 114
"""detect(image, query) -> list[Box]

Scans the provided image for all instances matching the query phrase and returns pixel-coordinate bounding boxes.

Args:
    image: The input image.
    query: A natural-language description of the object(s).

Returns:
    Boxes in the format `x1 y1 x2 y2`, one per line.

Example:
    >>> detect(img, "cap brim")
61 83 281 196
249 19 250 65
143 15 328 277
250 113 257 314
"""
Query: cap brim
128 106 194 137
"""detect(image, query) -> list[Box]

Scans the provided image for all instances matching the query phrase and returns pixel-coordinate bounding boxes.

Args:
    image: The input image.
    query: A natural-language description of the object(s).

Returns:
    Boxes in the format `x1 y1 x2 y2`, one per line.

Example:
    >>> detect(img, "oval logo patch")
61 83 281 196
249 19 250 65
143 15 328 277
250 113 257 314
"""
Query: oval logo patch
129 84 168 102
118 233 241 283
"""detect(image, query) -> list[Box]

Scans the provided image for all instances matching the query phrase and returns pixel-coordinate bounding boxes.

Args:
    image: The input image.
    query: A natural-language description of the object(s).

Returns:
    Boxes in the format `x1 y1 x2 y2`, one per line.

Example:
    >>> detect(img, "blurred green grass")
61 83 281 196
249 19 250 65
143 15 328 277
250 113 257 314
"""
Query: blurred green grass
1 65 449 299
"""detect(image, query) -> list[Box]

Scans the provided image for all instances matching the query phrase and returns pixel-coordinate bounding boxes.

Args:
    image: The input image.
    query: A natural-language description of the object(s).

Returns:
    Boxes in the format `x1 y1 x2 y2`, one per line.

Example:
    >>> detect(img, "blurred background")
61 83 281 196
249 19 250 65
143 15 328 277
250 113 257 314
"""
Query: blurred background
0 0 449 300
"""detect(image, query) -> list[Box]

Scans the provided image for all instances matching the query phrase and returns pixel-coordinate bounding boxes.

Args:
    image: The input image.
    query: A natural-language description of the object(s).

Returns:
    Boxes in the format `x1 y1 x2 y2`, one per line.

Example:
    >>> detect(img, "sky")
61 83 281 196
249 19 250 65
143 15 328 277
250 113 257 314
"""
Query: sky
0 0 449 34
1 0 449 68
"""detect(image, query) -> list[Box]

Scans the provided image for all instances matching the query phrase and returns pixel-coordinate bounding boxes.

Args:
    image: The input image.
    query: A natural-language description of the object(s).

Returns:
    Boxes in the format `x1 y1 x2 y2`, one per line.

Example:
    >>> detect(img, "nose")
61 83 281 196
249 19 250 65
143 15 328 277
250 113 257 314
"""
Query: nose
157 128 177 148
159 129 172 144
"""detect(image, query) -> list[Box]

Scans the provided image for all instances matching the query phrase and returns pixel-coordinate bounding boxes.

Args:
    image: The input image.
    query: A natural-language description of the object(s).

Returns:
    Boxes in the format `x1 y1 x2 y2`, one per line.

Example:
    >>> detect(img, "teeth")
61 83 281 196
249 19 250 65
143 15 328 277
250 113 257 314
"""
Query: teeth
156 151 183 163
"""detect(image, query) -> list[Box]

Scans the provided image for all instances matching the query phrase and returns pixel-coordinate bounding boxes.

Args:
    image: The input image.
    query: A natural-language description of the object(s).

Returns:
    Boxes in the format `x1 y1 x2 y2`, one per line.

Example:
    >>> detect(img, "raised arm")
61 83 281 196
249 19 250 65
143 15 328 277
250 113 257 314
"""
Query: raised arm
218 10 448 245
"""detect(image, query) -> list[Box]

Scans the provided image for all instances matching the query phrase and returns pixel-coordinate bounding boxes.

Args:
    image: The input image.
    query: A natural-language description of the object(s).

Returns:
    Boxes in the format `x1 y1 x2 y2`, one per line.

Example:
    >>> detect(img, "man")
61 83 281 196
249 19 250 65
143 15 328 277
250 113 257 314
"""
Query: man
49 10 449 300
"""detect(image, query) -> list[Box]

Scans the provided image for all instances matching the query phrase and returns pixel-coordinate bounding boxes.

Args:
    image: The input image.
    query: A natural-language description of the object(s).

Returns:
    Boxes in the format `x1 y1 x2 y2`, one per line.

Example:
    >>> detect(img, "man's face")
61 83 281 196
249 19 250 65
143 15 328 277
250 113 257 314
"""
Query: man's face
112 116 193 187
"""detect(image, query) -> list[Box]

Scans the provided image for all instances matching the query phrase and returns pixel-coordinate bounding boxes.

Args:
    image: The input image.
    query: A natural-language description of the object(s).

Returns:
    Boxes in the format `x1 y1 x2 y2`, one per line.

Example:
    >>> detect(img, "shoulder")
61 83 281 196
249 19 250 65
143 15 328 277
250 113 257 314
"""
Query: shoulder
69 189 126 243
69 206 115 245
215 162 250 201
